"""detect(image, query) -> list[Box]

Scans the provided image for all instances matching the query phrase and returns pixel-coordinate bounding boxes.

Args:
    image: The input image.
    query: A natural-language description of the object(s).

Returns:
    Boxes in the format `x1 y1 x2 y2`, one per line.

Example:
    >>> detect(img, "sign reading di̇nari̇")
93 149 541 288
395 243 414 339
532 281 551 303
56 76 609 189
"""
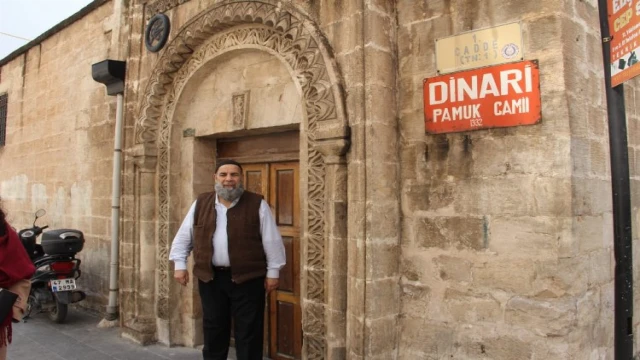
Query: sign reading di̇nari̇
608 0 640 86
423 60 541 134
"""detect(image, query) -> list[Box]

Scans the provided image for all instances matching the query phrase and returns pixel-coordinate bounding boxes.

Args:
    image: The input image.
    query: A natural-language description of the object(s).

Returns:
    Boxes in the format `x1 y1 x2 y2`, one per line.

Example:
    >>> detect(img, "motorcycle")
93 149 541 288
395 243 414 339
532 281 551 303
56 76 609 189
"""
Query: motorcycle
18 209 86 323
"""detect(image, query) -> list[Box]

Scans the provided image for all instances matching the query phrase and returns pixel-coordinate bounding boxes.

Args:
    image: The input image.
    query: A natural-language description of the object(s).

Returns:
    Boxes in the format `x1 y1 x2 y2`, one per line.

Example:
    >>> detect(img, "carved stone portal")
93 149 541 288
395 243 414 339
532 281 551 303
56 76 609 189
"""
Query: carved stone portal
133 1 349 359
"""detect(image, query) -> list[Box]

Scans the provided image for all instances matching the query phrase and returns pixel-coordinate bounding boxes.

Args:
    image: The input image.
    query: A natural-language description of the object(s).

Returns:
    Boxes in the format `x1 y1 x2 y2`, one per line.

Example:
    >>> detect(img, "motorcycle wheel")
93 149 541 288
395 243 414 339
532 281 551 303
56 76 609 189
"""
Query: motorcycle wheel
24 295 36 319
48 297 68 323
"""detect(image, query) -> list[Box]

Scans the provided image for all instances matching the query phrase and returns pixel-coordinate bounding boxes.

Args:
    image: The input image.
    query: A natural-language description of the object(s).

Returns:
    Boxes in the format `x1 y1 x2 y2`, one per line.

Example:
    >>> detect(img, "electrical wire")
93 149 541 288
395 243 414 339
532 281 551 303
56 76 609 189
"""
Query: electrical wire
0 31 31 42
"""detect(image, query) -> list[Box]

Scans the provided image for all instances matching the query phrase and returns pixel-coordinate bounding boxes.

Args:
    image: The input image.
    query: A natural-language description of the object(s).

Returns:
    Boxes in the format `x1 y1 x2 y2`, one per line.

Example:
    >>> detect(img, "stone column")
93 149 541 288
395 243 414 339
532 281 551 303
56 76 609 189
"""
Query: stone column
315 137 350 359
362 2 400 359
122 142 158 344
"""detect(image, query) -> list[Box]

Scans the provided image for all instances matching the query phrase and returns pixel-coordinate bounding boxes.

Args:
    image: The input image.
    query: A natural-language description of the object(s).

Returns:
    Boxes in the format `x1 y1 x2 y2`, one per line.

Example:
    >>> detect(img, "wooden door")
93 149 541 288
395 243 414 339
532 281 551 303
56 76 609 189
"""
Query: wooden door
243 162 301 360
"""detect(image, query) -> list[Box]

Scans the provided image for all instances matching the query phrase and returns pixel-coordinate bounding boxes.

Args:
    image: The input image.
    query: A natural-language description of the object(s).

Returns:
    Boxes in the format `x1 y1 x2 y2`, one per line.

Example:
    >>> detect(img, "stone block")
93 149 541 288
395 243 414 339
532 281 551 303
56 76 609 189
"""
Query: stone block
366 278 400 319
569 101 590 138
399 110 425 146
91 216 108 237
527 16 563 60
402 180 455 213
347 313 365 356
318 1 361 27
400 281 431 318
398 318 455 356
577 289 600 328
398 144 420 182
574 0 599 27
338 52 364 90
587 249 613 286
348 277 366 319
366 124 398 168
397 0 447 26
367 201 400 241
434 255 472 282
589 139 609 177
571 178 612 216
490 216 565 258
365 316 397 355
505 296 577 336
400 16 451 76
452 176 572 217
398 76 422 115
457 334 534 360
585 32 605 75
415 216 485 250
400 251 433 283
632 180 640 209
366 241 400 280
573 215 608 253
444 288 502 323
365 10 394 52
473 258 536 294
536 257 589 296
469 134 571 178
561 18 589 76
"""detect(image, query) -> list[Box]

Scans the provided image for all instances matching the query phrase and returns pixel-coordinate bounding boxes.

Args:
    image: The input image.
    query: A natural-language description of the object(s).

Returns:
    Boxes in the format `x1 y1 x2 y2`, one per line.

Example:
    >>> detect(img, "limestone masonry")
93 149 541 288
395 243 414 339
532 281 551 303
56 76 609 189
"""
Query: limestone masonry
0 0 637 359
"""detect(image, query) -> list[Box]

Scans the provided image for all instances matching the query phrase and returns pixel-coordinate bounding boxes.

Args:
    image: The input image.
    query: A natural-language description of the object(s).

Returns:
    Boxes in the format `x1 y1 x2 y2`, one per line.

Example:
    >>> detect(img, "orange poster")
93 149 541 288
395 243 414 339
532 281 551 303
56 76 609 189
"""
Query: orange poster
609 0 640 87
423 60 541 134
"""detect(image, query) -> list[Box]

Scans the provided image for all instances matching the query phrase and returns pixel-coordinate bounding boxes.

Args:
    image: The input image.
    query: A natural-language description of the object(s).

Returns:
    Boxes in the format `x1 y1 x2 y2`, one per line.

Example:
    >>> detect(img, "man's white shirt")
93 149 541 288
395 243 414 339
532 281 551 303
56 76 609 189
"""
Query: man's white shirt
169 195 286 278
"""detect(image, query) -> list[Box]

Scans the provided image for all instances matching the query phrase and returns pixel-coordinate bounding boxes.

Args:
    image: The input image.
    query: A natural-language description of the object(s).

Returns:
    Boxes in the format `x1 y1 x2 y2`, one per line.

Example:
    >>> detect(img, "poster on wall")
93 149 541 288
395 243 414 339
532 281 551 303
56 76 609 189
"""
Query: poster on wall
608 0 640 86
423 60 541 134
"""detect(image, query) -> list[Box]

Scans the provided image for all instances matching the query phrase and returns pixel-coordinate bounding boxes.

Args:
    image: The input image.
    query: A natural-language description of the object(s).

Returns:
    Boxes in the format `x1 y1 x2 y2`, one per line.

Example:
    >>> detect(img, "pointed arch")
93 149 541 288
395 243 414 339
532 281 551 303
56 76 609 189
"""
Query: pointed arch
132 1 349 358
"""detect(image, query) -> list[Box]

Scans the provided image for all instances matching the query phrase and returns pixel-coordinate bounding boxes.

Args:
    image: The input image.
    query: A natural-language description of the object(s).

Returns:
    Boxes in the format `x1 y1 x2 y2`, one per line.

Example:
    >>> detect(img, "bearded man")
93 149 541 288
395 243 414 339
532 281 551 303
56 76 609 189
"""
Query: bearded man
169 159 286 360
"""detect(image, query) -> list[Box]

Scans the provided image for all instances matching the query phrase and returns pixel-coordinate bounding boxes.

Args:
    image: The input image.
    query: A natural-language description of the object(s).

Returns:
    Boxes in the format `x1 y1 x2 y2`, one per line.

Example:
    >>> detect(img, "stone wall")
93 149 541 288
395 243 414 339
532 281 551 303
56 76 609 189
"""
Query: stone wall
397 0 617 359
305 2 401 359
0 0 119 311
1 0 637 358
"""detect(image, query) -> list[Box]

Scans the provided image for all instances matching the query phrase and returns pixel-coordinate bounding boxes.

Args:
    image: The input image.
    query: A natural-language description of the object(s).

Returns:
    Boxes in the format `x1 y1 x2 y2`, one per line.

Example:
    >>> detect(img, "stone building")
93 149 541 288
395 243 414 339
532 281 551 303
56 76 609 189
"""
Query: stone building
0 0 636 359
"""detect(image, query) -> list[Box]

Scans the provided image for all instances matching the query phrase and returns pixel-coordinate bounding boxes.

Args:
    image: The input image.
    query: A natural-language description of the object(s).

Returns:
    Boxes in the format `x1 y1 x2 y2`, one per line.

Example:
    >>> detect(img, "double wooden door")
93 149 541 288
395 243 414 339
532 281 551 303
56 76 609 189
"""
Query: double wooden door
243 162 301 360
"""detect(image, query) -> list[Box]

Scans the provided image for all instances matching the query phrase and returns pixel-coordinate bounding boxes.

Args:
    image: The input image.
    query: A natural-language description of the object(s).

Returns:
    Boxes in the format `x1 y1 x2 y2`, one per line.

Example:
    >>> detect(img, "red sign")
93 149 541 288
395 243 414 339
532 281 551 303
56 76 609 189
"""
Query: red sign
424 60 541 134
608 0 640 87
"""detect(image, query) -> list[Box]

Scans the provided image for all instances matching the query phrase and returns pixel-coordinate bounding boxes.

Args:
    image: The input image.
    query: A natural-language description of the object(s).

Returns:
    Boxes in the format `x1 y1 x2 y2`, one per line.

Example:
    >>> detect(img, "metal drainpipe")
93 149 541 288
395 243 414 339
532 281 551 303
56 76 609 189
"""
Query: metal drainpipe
91 60 126 322
106 92 124 320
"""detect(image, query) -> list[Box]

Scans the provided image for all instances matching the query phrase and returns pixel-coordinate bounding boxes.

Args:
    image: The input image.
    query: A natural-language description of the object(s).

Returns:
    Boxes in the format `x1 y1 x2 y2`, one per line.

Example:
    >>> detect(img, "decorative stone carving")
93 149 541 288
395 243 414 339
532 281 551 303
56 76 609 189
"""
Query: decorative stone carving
146 0 190 19
129 142 158 171
232 91 249 129
134 1 350 358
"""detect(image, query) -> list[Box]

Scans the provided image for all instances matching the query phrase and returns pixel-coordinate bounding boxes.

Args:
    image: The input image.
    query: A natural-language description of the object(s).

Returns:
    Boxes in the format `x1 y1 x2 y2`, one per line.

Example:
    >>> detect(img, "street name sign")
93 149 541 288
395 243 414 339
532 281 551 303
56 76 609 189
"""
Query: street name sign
435 22 523 74
424 60 541 134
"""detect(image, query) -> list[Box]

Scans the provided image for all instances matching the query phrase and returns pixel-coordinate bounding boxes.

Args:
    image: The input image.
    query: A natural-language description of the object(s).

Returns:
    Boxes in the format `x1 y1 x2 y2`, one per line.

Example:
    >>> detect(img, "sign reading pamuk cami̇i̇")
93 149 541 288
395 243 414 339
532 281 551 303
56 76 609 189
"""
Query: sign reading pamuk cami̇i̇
423 60 541 134
608 0 640 86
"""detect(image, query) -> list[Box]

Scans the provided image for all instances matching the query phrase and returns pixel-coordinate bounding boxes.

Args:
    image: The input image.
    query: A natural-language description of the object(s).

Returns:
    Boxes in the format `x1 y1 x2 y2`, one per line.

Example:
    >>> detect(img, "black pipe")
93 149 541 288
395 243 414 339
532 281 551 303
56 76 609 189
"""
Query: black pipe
597 1 634 359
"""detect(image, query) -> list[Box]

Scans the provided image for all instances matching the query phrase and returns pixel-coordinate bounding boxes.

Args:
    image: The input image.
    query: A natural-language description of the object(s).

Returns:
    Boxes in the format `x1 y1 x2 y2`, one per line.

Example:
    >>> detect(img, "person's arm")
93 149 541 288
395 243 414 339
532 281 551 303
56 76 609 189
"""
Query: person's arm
259 200 286 279
169 200 196 270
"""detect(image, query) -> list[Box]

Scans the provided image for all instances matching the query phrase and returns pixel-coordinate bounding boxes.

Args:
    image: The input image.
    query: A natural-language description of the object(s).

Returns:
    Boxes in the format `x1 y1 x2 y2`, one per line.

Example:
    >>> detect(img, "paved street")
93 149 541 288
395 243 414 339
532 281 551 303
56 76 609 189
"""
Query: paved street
7 307 236 360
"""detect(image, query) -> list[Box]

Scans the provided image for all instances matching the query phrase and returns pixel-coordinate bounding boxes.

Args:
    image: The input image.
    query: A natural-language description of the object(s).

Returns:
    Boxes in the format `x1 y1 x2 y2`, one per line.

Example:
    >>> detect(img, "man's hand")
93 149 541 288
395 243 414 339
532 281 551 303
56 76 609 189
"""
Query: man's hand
265 277 279 293
174 270 189 286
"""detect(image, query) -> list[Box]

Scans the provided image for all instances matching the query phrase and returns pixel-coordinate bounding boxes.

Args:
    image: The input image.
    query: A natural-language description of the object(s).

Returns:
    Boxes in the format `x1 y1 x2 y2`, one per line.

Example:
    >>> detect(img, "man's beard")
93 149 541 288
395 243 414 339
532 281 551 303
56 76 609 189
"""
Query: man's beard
215 182 245 202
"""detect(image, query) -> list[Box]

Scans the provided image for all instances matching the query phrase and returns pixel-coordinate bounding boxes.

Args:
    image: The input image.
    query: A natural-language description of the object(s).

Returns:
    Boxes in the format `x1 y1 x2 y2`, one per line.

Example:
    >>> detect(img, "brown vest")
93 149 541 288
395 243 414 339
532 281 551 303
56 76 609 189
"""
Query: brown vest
191 191 267 283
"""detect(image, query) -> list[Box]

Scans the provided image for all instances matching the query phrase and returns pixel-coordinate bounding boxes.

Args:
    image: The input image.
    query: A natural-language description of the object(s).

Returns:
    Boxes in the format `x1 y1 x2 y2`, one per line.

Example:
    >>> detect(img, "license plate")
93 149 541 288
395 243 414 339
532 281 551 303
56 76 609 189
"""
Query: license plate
50 279 76 292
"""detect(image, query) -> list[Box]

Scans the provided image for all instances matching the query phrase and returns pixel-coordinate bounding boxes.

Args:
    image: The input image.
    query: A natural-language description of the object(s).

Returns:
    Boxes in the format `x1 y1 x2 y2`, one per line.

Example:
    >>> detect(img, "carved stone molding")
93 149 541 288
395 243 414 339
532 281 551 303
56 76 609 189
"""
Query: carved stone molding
134 2 350 358
146 0 190 18
314 138 349 164
129 142 158 171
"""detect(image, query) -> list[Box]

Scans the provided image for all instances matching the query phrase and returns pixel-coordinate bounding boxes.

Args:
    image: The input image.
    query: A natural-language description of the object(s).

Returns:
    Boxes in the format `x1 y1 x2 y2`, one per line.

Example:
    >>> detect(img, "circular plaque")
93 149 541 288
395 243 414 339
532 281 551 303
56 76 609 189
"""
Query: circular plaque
145 14 170 53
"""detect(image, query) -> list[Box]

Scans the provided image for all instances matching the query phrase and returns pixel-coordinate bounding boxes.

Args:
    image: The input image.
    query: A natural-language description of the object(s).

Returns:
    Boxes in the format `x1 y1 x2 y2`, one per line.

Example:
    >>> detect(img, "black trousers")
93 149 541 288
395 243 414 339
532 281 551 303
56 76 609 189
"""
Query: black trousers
198 270 266 360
